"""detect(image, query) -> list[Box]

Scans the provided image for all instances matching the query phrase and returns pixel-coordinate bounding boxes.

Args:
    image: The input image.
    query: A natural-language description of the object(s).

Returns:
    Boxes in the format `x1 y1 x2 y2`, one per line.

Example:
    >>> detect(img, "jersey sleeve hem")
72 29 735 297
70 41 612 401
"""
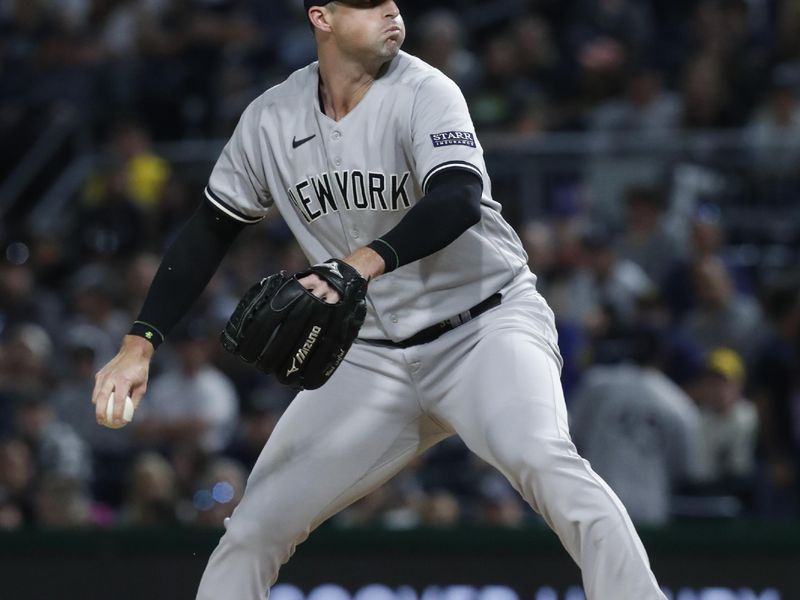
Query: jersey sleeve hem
205 187 265 224
421 161 483 194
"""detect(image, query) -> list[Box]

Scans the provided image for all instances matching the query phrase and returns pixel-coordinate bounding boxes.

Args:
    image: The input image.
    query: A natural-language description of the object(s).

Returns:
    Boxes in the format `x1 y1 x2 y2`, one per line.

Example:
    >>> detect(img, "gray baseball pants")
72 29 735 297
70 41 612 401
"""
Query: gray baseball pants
196 270 667 600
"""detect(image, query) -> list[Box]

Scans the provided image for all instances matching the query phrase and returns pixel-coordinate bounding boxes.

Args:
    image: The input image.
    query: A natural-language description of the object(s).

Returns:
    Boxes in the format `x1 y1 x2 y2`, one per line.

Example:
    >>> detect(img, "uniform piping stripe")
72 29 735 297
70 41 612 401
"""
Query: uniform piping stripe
204 187 264 223
422 161 483 194
372 238 400 271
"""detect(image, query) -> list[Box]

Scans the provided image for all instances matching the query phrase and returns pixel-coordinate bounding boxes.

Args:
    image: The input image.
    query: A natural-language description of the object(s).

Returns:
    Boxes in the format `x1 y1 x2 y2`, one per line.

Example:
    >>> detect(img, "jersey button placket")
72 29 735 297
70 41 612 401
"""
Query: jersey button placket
331 130 342 167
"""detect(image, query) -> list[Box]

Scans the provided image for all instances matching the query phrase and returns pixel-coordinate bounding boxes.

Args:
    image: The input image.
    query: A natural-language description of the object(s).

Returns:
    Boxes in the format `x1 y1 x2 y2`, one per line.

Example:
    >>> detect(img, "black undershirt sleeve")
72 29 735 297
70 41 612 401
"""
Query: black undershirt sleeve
128 200 248 348
366 168 483 273
130 169 481 347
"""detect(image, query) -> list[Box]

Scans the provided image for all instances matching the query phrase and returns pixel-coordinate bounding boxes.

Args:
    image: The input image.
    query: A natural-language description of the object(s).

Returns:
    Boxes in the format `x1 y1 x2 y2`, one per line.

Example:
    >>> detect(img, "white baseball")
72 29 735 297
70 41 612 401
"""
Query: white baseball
105 392 135 428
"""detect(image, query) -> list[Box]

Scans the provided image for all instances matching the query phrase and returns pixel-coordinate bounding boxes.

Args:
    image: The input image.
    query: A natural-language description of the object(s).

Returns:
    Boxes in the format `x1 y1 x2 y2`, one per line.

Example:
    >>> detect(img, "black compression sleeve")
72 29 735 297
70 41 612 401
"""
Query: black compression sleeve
367 168 482 273
128 200 247 348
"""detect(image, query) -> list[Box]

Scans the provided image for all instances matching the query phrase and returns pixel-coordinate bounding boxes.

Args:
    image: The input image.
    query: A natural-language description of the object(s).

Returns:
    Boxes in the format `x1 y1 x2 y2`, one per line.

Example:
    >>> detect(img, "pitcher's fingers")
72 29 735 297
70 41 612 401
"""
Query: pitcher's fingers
95 380 115 424
312 281 340 303
315 282 339 304
298 275 339 303
298 274 323 287
92 371 107 407
130 383 147 410
303 279 325 295
309 283 328 298
111 378 132 427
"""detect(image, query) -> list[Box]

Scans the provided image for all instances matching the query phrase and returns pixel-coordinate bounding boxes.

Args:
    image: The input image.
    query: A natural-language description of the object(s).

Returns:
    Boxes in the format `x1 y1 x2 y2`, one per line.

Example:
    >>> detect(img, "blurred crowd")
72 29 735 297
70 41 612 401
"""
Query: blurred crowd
1 0 800 531
5 0 800 145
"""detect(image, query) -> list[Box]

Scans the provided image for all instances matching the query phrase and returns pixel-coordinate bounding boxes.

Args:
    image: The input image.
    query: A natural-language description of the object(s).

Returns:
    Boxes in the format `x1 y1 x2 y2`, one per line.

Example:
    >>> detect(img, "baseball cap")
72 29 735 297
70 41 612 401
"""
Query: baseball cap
705 347 745 384
304 0 384 9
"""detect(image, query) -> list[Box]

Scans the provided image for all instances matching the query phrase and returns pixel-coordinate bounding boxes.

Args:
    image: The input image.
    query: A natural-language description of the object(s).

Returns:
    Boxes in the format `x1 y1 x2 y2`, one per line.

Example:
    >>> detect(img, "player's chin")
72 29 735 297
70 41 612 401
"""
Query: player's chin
379 37 403 58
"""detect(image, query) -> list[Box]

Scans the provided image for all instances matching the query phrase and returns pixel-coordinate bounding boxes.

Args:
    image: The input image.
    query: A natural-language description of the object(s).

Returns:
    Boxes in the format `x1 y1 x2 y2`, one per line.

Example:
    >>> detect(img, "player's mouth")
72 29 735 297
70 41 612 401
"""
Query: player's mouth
384 26 403 42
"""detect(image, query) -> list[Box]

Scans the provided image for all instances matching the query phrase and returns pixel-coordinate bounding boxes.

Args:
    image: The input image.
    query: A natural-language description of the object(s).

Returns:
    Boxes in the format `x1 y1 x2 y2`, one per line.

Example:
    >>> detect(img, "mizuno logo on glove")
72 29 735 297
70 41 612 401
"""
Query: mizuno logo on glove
287 326 322 375
316 261 342 279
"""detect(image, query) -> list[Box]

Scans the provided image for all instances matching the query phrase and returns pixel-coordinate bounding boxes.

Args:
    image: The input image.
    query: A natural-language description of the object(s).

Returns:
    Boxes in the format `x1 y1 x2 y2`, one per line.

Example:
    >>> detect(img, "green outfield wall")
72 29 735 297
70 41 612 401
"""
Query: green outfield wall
1 522 798 600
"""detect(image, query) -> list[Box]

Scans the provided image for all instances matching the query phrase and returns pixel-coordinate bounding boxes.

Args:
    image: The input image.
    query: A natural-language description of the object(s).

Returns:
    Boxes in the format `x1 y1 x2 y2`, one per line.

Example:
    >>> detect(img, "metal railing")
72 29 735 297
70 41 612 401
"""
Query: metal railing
26 129 800 263
0 107 83 222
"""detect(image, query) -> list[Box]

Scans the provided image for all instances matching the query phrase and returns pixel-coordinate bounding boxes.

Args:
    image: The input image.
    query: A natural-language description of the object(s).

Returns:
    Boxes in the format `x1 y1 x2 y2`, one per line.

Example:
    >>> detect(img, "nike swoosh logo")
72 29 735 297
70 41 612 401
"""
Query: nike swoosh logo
292 134 316 149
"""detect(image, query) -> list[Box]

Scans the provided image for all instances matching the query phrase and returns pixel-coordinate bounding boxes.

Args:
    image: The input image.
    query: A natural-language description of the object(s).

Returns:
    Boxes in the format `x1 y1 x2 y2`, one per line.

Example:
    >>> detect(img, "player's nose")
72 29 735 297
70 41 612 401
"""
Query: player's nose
383 1 399 19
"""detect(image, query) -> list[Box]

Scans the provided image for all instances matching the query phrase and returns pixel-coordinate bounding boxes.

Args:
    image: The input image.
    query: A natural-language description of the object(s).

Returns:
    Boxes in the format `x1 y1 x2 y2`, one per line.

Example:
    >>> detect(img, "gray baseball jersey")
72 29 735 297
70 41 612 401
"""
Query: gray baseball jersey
196 50 667 600
206 51 527 341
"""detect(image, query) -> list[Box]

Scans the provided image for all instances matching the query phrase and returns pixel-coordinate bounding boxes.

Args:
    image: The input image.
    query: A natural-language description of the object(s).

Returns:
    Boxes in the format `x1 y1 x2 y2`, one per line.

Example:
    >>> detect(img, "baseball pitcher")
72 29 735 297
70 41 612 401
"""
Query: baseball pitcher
92 2 668 598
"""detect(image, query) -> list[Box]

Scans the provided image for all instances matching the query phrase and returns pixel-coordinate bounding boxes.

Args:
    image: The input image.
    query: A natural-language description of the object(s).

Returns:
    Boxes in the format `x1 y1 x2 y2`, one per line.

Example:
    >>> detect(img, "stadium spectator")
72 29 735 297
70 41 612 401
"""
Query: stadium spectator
511 15 563 101
688 348 759 506
569 329 707 526
680 53 737 129
14 392 92 485
418 490 462 527
0 323 55 399
50 335 134 506
33 476 94 528
569 0 654 60
745 65 800 178
120 452 179 526
133 320 239 454
107 122 172 214
615 185 686 287
0 437 35 525
589 67 681 140
662 203 728 320
555 223 655 342
412 9 480 97
170 441 213 511
75 162 147 259
469 34 532 131
63 265 132 365
0 263 62 342
679 256 765 365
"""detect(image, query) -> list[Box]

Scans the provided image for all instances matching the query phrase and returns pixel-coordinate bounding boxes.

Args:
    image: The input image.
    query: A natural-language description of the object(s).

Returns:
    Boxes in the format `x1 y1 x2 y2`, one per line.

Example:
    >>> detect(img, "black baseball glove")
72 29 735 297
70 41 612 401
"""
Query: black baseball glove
220 259 368 390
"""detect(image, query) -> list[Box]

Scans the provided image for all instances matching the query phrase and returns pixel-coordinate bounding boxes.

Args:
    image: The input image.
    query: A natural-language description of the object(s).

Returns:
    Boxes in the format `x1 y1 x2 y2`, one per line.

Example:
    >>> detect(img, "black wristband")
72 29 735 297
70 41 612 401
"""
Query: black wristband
367 239 400 272
128 320 166 349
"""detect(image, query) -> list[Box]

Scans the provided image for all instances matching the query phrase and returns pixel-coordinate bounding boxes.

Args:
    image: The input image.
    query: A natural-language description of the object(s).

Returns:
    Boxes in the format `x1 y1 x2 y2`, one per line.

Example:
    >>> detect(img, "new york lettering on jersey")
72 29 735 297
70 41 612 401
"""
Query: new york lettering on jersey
288 171 412 224
204 53 529 340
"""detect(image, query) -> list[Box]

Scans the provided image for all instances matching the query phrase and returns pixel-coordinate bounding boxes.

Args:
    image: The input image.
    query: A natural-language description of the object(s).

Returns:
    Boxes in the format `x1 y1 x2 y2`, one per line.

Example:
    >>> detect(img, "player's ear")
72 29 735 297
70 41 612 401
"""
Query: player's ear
308 6 334 34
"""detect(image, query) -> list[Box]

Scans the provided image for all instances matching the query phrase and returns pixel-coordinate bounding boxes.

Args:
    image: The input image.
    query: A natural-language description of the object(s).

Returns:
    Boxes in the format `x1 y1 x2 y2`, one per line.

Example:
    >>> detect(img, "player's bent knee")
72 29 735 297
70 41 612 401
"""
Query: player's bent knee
222 513 307 558
220 516 273 554
501 436 583 479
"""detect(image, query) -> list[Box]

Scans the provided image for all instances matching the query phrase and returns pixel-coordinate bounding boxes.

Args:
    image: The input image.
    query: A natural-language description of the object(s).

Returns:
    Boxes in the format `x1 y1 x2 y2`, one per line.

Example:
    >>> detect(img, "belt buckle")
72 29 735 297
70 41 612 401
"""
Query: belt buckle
447 310 472 328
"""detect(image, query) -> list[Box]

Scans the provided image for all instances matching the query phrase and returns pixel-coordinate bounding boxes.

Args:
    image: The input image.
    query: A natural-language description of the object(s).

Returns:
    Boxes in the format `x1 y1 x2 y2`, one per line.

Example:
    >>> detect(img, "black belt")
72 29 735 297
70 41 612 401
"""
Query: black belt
360 293 502 349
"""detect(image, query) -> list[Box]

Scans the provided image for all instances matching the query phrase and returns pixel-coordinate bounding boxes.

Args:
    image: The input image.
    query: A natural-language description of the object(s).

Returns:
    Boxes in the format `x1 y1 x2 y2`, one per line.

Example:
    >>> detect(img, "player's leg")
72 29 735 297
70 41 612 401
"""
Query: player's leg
196 342 448 600
421 284 667 600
